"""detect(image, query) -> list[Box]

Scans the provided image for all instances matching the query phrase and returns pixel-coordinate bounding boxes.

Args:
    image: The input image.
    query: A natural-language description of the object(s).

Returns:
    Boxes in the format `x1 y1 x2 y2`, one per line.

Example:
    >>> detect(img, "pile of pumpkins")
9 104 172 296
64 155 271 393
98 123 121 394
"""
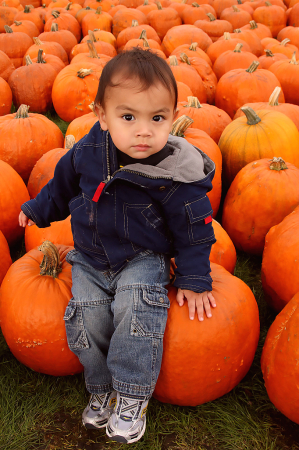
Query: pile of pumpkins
0 0 299 426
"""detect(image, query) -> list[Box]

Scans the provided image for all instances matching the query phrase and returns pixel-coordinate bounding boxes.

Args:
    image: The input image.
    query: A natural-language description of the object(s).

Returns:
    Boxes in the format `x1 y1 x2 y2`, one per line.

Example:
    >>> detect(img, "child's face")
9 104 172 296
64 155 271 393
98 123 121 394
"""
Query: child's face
95 77 176 159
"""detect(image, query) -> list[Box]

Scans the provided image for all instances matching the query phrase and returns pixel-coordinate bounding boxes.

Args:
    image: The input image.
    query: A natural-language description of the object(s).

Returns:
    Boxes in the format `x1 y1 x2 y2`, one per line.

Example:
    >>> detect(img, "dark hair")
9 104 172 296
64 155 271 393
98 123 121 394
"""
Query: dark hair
94 48 178 110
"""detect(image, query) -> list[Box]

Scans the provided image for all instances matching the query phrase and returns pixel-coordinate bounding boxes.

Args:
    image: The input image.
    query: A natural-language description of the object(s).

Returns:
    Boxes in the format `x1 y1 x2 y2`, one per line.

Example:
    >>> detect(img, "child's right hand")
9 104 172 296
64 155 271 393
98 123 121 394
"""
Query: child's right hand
19 211 35 227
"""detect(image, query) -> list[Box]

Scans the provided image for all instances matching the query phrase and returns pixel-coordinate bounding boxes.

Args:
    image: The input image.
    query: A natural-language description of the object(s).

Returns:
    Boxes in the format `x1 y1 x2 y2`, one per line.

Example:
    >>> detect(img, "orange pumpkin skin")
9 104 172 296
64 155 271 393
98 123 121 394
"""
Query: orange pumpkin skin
161 24 212 56
0 106 64 183
0 77 12 116
25 217 74 251
65 111 98 143
0 230 12 285
218 109 299 187
153 263 259 406
0 244 83 376
222 158 299 255
211 220 236 274
261 292 299 424
261 205 299 312
269 57 299 106
0 160 30 245
27 147 70 199
0 49 15 81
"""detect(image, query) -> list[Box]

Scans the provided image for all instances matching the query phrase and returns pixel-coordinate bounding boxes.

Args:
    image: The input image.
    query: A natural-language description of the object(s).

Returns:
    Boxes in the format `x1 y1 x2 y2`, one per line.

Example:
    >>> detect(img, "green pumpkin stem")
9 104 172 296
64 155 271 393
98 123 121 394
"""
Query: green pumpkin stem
38 241 62 278
51 23 59 31
24 5 33 12
171 115 194 137
51 10 60 18
264 49 274 57
4 25 13 33
249 20 257 29
269 157 288 171
206 13 216 21
268 87 281 106
15 105 30 119
95 6 102 14
139 29 147 40
180 53 191 65
241 106 262 125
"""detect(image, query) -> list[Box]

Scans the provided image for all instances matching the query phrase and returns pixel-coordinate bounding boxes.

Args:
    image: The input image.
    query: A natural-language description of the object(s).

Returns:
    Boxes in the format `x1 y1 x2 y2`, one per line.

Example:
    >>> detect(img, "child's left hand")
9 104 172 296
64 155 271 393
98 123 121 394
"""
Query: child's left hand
176 288 216 321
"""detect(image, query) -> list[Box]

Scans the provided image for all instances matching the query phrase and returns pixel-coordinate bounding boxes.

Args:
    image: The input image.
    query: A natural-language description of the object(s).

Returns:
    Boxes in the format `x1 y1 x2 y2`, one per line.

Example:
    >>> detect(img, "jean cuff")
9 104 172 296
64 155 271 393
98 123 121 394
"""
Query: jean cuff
112 377 153 399
86 382 113 395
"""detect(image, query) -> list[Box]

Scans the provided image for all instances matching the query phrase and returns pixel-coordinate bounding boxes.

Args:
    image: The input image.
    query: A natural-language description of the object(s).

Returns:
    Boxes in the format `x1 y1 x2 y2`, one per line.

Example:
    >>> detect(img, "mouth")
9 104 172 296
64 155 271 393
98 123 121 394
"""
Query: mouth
133 144 150 151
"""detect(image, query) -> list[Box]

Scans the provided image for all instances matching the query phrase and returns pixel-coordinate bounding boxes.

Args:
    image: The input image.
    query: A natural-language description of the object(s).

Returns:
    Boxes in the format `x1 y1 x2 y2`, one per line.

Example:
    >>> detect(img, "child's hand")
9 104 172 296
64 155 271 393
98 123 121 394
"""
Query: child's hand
19 211 35 227
176 288 216 321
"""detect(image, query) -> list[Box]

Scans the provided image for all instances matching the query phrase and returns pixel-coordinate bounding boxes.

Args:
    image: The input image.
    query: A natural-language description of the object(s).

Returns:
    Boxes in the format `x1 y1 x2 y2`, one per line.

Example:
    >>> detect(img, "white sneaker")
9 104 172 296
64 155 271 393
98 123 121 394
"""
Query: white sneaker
106 392 148 443
82 391 117 429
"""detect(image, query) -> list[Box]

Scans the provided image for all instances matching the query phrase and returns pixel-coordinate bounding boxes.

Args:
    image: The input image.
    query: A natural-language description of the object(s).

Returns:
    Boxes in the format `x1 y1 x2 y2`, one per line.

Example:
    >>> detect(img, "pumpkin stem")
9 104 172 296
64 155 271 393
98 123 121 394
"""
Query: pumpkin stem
265 1 272 5
223 32 231 40
87 40 99 58
51 23 59 31
234 43 243 52
232 5 240 11
156 2 163 9
241 106 262 125
192 2 200 6
264 49 274 57
169 55 178 66
65 135 76 149
143 0 149 4
14 20 22 26
186 96 202 108
246 61 260 72
206 13 216 21
268 86 281 106
280 38 290 46
4 25 13 33
25 55 33 65
180 53 191 65
51 10 60 18
189 42 198 51
33 37 42 45
77 68 93 78
65 2 72 10
132 19 139 26
139 29 147 39
249 20 257 29
269 157 288 171
24 5 33 12
171 115 194 137
290 52 298 65
88 29 97 42
89 101 96 114
95 6 102 13
15 104 30 119
38 241 62 278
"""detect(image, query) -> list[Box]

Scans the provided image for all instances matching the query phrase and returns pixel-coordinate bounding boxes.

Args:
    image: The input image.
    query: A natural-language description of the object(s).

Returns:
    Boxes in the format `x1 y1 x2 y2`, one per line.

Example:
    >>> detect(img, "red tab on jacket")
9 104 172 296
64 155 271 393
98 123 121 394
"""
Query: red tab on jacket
92 182 106 202
204 215 212 224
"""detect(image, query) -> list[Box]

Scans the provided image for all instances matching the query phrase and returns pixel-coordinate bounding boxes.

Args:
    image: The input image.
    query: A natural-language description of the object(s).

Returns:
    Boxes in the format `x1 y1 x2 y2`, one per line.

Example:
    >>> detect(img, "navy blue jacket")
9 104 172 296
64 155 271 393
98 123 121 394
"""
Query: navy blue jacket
22 123 216 293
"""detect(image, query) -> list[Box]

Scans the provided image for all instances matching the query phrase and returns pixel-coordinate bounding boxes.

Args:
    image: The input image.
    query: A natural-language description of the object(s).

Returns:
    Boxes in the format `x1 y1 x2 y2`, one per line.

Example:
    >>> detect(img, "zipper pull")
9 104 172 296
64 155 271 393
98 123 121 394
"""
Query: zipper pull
92 176 111 202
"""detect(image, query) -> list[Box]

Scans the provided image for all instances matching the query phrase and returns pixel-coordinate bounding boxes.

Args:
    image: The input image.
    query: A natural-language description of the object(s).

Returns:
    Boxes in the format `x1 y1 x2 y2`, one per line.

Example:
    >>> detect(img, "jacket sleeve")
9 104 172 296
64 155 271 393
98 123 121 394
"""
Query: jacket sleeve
21 145 81 228
162 181 216 293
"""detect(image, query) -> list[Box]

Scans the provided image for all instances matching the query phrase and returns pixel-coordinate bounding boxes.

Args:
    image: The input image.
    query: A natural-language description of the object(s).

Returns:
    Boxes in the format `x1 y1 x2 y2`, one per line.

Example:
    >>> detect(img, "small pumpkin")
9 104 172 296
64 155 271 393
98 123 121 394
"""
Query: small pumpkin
0 241 83 376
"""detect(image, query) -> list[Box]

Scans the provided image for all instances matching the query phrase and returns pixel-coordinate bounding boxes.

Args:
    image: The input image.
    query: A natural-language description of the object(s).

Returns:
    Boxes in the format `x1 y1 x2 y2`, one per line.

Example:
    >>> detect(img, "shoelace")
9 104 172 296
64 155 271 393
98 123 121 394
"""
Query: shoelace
115 396 144 421
90 392 111 411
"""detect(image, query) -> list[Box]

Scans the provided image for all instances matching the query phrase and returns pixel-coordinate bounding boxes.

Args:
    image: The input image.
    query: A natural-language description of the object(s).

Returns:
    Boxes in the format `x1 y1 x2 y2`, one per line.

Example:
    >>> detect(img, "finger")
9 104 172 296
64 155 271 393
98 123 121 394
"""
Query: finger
208 292 217 308
196 298 204 322
176 289 185 306
202 293 212 318
28 220 35 227
187 297 196 321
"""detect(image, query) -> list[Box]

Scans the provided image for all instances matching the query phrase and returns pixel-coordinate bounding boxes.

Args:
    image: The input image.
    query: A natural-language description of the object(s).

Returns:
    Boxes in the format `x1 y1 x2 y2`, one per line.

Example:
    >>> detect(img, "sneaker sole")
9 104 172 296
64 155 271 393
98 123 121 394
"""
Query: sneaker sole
82 418 108 429
107 417 146 444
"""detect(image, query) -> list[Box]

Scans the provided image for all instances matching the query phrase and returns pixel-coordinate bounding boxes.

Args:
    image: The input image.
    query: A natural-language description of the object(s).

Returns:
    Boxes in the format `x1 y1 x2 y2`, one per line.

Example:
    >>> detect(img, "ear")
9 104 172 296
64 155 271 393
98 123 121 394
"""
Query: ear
94 103 108 131
172 107 179 122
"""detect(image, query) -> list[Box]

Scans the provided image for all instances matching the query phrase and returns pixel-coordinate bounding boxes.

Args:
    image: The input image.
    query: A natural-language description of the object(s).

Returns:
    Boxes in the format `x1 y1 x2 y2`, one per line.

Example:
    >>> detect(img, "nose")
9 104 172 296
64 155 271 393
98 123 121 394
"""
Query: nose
135 121 152 137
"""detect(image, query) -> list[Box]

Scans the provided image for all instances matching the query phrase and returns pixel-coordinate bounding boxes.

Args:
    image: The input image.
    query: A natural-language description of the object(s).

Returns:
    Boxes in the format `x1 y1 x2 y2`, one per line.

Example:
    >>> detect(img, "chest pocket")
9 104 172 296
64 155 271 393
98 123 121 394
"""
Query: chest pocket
68 193 101 254
185 195 215 245
123 203 171 243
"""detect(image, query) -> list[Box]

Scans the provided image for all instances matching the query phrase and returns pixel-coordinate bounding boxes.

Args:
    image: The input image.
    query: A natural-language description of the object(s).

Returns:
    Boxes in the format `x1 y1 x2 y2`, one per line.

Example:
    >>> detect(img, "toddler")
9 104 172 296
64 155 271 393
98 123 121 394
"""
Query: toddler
19 48 216 444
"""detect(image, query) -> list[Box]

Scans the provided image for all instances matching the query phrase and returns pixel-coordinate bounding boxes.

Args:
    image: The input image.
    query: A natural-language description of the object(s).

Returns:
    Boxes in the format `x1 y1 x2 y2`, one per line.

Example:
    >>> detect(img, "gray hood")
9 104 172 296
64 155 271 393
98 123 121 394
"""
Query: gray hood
119 135 215 183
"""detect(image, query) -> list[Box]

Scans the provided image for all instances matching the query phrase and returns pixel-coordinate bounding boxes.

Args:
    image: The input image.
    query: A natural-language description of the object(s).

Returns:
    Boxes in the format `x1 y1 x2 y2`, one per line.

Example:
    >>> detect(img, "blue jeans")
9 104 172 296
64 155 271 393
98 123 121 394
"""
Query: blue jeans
63 249 170 399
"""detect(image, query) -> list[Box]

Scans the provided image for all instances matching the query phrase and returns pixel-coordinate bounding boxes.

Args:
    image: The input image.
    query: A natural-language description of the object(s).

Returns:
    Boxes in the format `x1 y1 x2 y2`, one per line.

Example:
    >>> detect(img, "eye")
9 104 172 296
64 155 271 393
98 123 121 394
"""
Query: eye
152 115 165 122
122 114 135 121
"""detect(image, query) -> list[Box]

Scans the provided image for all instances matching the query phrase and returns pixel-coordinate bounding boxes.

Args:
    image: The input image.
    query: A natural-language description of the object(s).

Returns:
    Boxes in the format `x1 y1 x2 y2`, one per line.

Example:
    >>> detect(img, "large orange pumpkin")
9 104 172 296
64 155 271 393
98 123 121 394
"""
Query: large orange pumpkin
0 77 12 116
261 292 299 424
222 157 299 255
65 107 98 143
25 216 74 251
0 160 30 244
261 205 299 312
0 241 83 376
210 220 236 274
0 104 64 182
218 107 299 187
0 230 12 285
154 263 260 406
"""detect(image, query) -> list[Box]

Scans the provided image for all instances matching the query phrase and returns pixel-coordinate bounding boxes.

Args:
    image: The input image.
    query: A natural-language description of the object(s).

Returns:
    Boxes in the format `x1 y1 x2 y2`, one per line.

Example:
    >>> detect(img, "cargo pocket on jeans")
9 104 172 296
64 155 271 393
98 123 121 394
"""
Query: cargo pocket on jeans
63 304 90 350
130 288 170 339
